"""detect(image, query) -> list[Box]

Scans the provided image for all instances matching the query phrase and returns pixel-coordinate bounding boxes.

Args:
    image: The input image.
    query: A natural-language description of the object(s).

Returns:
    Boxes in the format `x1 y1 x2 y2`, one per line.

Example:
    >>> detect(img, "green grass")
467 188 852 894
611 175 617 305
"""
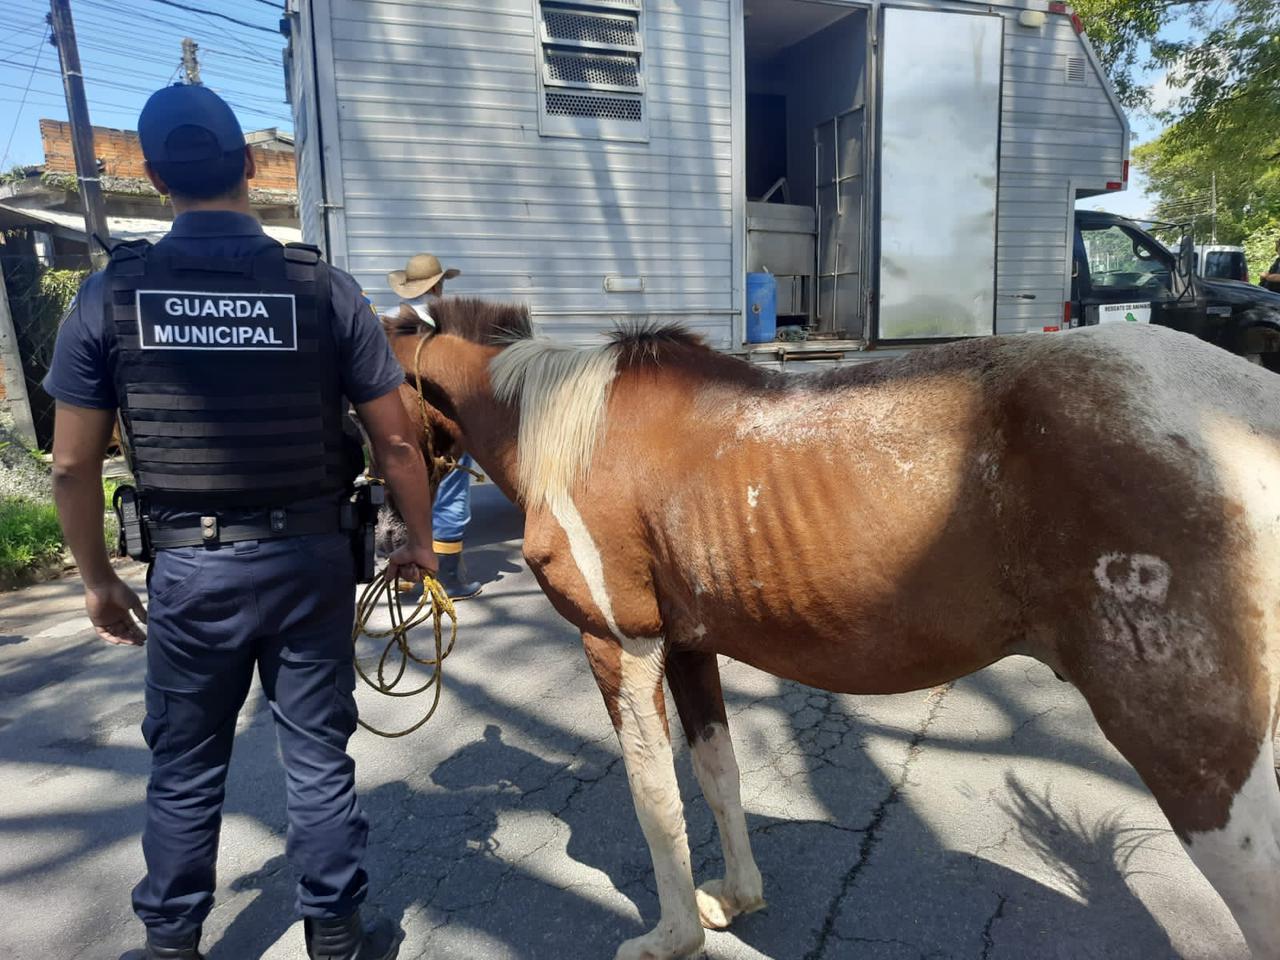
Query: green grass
0 497 65 582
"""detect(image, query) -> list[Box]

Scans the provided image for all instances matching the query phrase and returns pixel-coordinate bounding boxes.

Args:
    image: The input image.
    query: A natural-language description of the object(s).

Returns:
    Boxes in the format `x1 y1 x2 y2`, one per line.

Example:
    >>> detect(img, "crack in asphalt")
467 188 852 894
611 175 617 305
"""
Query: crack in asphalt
980 893 1008 960
802 683 954 960
1009 705 1057 742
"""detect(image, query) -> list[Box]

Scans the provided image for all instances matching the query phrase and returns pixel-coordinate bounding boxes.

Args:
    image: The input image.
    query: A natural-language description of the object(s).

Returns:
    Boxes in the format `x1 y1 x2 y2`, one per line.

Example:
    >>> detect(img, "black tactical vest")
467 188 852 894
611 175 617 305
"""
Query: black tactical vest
106 239 350 510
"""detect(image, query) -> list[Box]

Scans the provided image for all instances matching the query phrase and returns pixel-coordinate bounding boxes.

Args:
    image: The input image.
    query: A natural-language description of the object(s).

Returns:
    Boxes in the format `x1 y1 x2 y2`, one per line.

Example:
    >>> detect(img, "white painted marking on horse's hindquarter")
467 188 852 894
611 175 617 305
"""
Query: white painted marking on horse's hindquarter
1093 553 1171 604
1181 739 1280 957
1091 552 1214 667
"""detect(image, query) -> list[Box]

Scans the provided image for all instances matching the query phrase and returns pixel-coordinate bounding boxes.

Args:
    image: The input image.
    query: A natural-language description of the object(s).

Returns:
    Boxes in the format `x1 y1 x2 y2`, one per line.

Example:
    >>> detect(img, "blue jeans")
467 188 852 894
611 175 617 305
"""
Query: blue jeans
432 453 473 543
132 534 368 946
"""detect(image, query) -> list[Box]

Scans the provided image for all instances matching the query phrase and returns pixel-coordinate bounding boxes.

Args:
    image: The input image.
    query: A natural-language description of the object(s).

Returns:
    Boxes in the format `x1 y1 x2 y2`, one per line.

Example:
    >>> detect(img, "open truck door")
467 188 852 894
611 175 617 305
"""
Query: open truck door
1073 211 1203 333
876 6 1003 341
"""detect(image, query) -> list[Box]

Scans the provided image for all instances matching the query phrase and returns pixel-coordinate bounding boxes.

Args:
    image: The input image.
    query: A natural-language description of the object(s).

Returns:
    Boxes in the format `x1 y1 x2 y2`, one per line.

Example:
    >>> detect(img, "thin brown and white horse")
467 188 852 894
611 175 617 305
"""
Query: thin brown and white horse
385 300 1280 960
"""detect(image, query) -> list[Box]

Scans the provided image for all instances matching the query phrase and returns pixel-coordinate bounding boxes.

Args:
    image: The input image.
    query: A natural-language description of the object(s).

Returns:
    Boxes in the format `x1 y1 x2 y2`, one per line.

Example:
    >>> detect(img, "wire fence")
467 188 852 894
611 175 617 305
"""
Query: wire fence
2 242 93 450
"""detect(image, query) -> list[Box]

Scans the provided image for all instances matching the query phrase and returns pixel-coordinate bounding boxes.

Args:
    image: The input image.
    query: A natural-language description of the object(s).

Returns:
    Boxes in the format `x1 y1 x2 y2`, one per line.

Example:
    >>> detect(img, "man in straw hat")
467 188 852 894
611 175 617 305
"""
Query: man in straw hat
387 254 483 600
388 253 460 313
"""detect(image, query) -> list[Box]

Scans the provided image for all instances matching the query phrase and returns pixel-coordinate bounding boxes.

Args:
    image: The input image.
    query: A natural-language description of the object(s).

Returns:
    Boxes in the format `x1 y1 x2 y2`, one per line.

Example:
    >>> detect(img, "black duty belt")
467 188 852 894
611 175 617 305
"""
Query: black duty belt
147 507 345 550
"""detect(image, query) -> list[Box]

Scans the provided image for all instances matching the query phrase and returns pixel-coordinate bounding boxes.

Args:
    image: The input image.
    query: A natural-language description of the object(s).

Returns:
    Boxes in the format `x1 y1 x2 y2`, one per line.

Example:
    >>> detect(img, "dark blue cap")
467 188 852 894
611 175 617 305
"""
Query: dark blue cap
139 85 247 196
139 84 245 162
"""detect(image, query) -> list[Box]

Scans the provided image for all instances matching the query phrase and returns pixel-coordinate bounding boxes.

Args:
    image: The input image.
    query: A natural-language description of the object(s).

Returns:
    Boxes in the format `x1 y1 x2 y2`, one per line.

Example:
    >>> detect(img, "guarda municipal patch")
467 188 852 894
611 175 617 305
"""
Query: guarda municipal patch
135 290 298 351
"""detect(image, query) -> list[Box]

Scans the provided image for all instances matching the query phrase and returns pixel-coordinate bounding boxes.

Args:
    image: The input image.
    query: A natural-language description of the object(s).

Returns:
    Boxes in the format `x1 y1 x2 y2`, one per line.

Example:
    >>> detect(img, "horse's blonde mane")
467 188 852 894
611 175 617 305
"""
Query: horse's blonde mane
490 339 620 510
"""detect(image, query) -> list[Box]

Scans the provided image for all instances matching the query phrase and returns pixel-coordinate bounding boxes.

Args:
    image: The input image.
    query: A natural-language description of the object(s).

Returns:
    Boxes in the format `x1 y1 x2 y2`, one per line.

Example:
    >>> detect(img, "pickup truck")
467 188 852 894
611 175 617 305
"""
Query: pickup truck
1072 210 1280 371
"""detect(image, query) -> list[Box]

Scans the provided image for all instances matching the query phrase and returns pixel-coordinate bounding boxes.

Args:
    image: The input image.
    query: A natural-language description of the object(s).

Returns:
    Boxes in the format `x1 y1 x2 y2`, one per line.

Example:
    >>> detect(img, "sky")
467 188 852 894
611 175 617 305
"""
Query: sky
0 0 291 173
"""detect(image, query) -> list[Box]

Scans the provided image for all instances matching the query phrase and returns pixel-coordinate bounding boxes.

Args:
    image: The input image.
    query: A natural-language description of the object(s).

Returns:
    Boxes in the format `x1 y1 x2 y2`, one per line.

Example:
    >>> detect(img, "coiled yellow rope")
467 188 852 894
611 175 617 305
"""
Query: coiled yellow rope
351 562 458 737
348 333 467 737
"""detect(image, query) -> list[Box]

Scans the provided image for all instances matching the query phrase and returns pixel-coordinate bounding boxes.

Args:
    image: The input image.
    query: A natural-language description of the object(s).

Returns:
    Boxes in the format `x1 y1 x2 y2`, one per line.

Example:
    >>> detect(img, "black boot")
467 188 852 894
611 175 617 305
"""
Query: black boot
304 911 402 960
436 549 482 600
118 931 204 960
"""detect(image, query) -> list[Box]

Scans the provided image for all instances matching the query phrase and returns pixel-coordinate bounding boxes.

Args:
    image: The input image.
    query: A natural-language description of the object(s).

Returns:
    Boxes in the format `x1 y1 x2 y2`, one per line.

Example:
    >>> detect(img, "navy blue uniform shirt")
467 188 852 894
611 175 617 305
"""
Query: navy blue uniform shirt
42 211 404 522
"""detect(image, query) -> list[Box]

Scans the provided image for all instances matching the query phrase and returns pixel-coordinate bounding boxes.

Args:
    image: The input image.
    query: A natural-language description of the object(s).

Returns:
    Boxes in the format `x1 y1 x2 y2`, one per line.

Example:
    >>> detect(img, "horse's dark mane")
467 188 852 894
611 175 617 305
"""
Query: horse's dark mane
607 321 712 366
437 298 534 344
384 297 534 345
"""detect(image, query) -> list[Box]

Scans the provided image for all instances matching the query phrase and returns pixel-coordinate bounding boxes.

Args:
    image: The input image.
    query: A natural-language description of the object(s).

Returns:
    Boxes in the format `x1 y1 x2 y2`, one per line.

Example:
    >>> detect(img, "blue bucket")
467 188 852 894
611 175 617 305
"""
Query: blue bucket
746 272 777 344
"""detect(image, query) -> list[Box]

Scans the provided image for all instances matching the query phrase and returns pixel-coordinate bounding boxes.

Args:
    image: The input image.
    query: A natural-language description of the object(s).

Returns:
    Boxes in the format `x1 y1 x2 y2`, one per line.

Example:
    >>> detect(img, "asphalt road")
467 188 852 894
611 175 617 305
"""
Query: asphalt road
0 485 1250 960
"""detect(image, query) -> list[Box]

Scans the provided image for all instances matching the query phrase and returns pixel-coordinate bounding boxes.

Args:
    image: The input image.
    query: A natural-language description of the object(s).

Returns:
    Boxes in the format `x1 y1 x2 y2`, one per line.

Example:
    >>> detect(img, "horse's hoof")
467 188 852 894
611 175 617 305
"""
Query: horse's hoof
695 883 734 929
696 879 766 930
613 923 705 960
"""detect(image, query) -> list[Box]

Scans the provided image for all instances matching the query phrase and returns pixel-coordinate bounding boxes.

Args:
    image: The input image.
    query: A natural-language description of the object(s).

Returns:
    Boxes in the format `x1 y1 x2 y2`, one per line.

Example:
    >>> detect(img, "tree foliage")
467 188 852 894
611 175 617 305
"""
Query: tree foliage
1076 0 1280 264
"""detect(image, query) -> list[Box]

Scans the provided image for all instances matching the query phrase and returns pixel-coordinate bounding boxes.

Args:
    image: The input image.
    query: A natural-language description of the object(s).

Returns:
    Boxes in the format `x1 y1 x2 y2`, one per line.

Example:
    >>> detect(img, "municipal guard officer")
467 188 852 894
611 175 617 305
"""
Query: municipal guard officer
44 85 436 960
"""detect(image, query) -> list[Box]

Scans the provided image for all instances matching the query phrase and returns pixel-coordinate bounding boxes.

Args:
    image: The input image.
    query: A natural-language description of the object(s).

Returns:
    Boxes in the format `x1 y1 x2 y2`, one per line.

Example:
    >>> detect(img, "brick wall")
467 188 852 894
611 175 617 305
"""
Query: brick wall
39 118 297 192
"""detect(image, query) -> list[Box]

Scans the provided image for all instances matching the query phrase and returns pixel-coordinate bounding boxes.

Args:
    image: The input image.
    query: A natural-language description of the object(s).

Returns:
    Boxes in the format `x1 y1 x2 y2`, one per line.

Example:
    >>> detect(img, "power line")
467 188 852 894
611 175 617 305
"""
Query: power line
200 44 275 65
192 7 281 63
0 26 49 170
0 56 291 125
0 97 140 122
0 36 50 64
74 0 278 59
0 82 140 114
0 26 50 53
0 58 178 97
133 0 279 35
0 19 51 49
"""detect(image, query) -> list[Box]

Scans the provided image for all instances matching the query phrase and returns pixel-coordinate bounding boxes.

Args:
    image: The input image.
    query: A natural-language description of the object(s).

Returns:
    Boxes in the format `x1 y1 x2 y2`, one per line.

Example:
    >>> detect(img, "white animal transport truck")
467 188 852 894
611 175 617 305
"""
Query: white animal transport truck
284 0 1130 362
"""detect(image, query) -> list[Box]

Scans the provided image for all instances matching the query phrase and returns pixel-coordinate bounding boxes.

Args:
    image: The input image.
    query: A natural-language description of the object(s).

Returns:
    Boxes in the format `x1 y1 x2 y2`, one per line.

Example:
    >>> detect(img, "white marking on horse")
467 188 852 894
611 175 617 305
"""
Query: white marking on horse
746 484 760 509
551 496 704 958
689 722 765 929
1181 739 1280 958
550 496 625 641
614 635 702 957
1090 553 1218 668
1093 553 1171 604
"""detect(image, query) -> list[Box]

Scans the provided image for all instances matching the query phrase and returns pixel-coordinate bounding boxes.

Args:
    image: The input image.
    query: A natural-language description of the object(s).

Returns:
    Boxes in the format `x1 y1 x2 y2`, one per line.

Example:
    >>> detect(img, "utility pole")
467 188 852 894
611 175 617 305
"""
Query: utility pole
181 37 202 85
48 0 110 269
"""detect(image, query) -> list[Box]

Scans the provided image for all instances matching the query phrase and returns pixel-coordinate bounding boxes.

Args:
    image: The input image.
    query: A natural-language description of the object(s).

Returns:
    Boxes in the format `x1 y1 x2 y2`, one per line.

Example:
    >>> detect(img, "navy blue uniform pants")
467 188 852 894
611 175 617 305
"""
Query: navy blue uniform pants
132 534 368 946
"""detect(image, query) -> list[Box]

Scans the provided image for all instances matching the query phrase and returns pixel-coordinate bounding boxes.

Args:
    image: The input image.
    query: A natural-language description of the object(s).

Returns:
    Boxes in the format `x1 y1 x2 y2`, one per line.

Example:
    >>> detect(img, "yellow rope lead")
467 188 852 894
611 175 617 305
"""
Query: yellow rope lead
348 333 465 737
351 567 458 738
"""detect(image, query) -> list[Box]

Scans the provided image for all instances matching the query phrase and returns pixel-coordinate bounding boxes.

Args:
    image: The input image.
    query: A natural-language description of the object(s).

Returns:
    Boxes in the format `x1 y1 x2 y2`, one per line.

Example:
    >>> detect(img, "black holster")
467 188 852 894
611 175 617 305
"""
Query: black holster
112 485 153 562
342 482 385 584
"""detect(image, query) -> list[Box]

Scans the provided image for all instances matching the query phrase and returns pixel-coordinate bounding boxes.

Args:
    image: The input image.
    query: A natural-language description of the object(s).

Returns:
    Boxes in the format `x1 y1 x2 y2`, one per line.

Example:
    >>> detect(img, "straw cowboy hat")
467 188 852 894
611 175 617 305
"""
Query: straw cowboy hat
387 253 461 300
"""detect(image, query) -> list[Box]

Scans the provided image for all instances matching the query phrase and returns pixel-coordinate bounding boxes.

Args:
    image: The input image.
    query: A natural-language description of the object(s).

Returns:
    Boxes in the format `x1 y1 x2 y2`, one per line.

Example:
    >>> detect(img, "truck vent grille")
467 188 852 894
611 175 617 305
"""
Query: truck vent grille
546 51 640 88
543 8 638 47
546 91 642 121
1065 57 1087 83
536 1 646 138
